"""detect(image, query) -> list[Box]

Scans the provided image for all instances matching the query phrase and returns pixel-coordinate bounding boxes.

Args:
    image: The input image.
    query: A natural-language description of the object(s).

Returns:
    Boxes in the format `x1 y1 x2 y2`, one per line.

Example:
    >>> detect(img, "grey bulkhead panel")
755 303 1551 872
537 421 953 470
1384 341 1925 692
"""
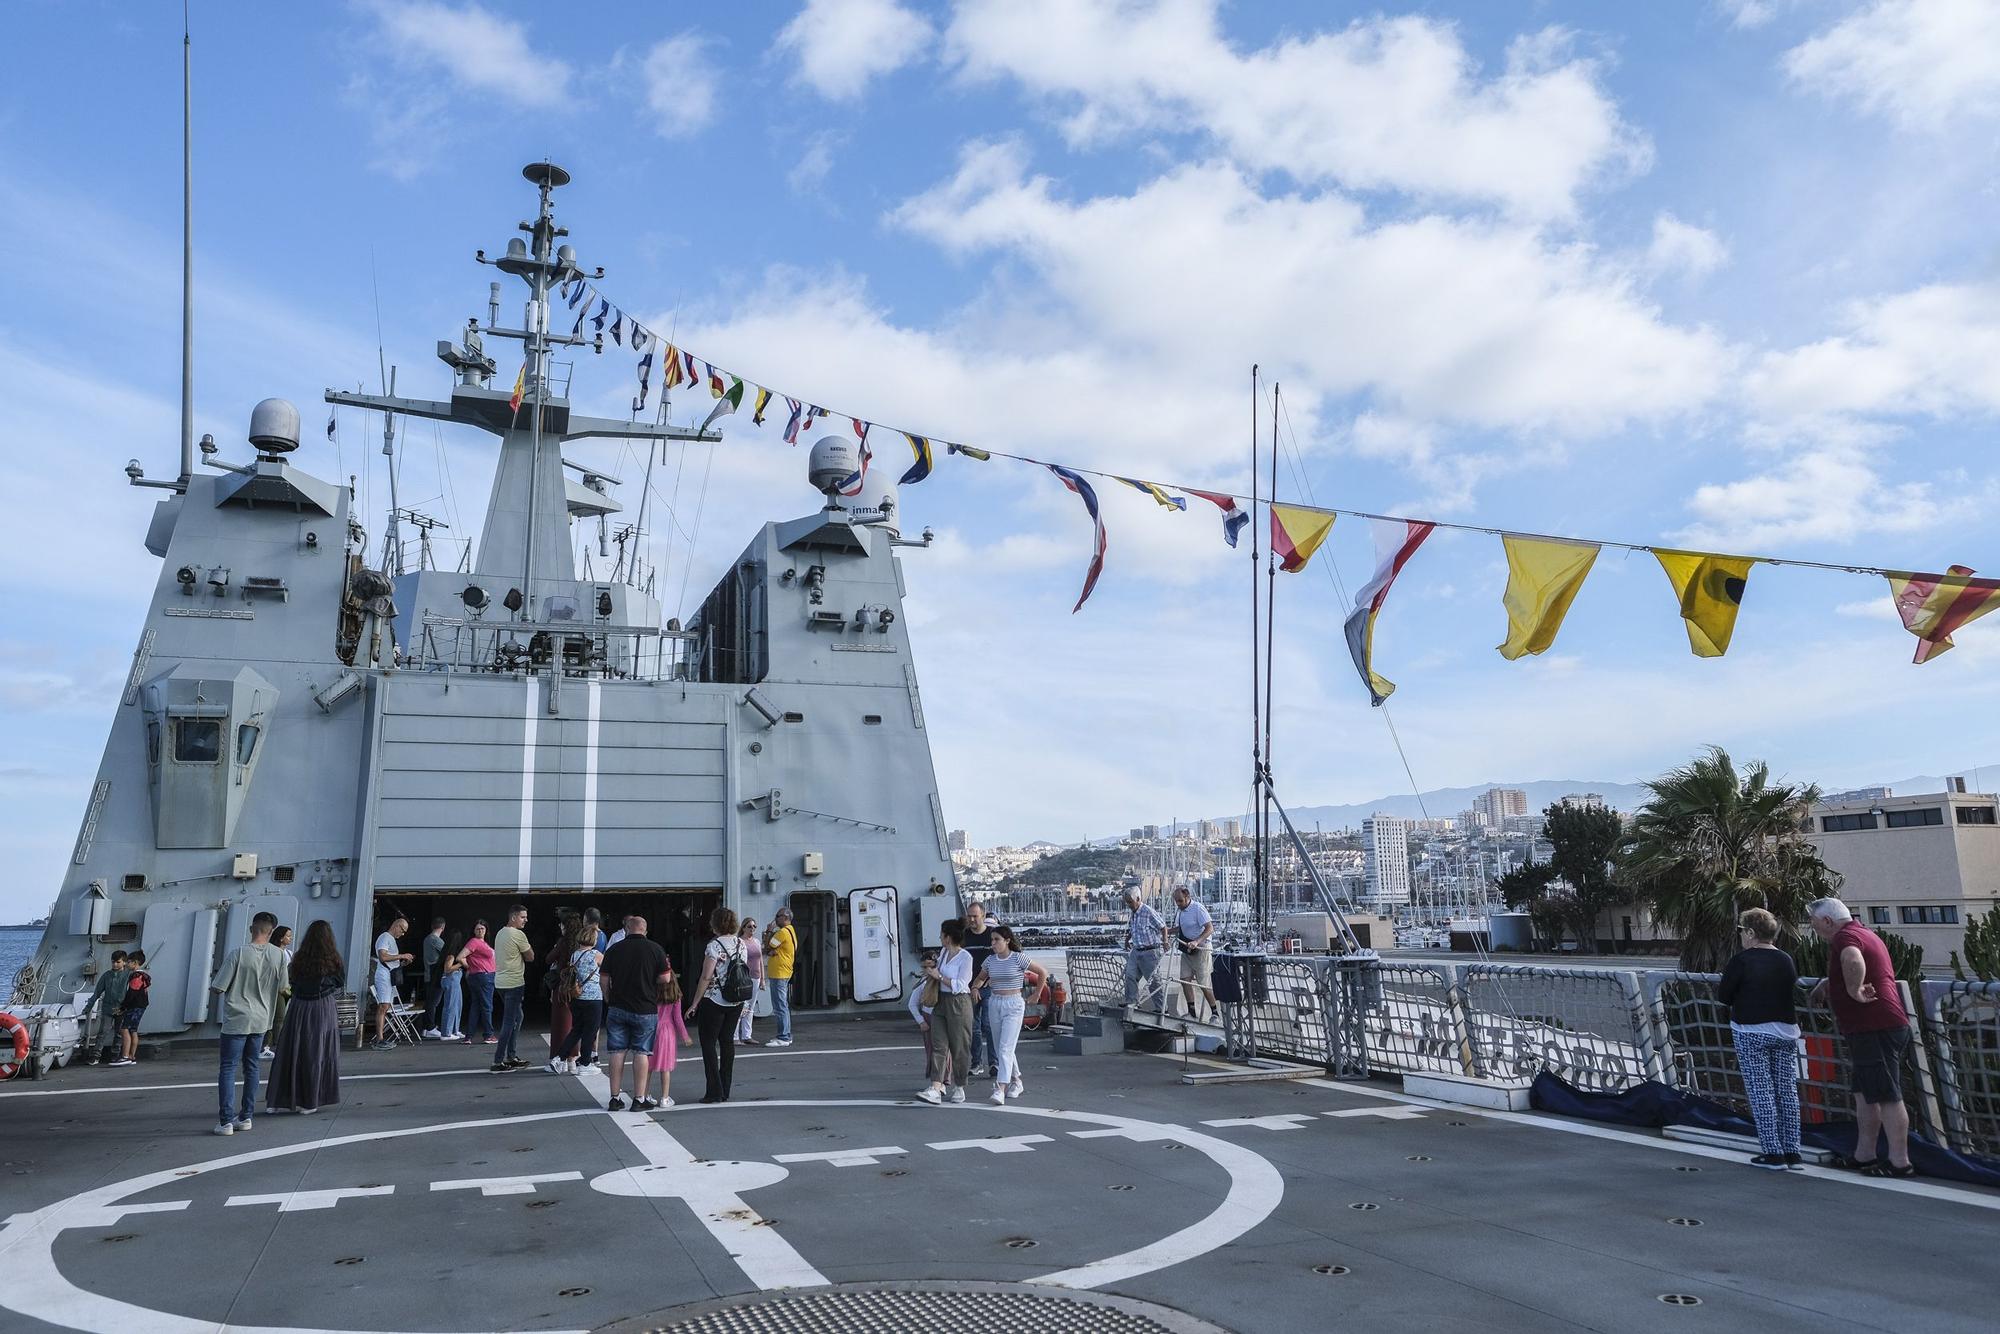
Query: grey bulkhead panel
369 673 730 891
60 471 369 1032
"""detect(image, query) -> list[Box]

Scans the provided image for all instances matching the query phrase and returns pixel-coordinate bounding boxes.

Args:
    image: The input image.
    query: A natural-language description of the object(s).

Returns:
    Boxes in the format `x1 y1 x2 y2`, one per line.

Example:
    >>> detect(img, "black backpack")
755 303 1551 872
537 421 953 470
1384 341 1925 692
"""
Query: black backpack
720 939 754 1005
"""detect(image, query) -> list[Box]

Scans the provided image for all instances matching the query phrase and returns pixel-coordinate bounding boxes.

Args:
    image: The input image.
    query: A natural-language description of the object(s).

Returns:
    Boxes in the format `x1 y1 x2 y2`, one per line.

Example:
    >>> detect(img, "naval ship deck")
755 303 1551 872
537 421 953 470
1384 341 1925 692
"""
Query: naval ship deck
2 1014 1994 1333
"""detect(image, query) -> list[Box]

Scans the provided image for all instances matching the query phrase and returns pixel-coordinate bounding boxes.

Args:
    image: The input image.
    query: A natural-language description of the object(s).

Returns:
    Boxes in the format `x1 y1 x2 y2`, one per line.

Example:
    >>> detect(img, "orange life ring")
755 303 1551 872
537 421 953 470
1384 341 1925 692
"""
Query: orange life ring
0 1012 27 1080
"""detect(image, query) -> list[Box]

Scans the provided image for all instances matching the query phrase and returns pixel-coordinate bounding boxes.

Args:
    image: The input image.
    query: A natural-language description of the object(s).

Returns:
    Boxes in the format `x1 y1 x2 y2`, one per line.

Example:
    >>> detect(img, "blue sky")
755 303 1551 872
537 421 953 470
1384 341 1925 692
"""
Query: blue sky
5 1 2000 918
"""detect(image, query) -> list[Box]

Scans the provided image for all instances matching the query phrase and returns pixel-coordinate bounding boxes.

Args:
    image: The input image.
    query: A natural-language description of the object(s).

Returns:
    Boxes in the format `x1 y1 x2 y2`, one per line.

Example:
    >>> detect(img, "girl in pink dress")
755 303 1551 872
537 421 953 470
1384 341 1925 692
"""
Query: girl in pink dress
651 957 691 1108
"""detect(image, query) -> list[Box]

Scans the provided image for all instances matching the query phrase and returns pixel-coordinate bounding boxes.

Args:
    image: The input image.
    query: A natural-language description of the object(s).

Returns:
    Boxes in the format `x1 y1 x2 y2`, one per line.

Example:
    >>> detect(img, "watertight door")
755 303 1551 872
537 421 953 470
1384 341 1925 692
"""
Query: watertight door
846 887 901 1002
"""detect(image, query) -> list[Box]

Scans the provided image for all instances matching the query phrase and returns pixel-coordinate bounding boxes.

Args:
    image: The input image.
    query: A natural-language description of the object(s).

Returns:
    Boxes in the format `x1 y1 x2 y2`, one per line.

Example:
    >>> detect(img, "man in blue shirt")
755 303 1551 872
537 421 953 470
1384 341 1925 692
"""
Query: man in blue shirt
1172 886 1215 1023
1123 888 1166 1018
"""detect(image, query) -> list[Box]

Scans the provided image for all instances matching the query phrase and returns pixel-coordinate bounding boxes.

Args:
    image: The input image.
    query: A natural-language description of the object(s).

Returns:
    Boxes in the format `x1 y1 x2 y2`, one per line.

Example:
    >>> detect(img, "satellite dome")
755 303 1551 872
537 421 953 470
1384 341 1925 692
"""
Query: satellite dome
248 398 301 455
807 436 860 496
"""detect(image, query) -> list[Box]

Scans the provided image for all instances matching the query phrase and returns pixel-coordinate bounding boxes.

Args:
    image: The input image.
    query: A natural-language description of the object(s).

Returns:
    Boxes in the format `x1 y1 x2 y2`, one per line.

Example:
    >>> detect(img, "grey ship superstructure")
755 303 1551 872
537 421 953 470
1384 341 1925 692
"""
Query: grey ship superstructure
22 164 960 1032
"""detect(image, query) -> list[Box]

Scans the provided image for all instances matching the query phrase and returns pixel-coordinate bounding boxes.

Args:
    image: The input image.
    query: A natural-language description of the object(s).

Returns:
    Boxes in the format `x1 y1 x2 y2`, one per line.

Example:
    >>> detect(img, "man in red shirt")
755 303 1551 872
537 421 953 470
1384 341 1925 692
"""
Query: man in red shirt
1807 897 1914 1177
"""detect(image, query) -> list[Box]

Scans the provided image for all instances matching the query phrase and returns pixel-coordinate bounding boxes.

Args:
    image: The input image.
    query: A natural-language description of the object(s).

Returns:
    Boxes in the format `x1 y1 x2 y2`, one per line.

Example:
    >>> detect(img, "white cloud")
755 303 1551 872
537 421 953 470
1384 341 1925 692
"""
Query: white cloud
892 142 1729 440
1746 280 2000 427
1645 213 1729 280
776 0 933 101
944 1 1649 218
1718 0 1780 28
362 1 571 107
788 130 845 196
635 33 721 139
1785 0 2000 129
1677 443 1969 549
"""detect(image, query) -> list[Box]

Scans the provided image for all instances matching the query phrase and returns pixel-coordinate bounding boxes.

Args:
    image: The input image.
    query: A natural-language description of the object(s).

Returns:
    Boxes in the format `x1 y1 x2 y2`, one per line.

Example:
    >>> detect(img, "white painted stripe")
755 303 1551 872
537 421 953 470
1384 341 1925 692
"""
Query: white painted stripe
772 1146 907 1167
582 681 601 890
226 1186 394 1213
1201 1114 1317 1131
926 1134 1052 1154
1155 1052 2000 1215
430 1171 582 1196
518 676 539 892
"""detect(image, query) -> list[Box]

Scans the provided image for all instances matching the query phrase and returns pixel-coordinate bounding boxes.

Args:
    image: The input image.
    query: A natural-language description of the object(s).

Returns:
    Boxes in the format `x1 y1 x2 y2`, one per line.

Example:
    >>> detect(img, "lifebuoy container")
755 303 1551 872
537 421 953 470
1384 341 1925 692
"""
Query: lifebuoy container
0 1012 28 1081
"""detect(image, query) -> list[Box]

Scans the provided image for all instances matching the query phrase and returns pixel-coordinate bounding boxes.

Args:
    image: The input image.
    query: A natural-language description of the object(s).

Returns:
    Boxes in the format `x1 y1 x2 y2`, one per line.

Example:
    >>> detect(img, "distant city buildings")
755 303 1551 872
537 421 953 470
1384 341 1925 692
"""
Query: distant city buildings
1362 814 1412 908
1218 818 1241 840
1475 788 1528 829
1561 793 1608 810
948 828 968 853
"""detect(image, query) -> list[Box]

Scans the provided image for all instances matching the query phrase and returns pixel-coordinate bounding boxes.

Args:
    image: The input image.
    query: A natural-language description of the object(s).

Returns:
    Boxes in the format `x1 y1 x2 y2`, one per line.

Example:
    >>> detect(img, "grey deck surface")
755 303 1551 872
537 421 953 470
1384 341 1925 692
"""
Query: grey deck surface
2 1017 1993 1333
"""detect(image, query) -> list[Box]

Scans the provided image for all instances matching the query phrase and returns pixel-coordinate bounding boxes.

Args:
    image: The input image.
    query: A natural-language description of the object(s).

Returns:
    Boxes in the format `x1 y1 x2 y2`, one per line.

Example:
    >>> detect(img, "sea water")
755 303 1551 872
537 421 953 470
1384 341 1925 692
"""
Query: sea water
0 925 40 994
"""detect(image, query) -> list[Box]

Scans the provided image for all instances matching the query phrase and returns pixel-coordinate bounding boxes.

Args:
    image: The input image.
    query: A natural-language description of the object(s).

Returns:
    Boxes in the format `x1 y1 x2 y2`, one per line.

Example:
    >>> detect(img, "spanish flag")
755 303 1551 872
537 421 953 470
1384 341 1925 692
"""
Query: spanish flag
1270 503 1335 573
1496 535 1599 660
1887 565 2000 663
1655 550 1754 657
508 363 526 415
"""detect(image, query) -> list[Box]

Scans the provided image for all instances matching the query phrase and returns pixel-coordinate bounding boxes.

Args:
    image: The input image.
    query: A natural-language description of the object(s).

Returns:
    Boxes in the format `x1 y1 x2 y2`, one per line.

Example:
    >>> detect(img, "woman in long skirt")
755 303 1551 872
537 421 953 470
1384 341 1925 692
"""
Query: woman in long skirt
267 920 344 1115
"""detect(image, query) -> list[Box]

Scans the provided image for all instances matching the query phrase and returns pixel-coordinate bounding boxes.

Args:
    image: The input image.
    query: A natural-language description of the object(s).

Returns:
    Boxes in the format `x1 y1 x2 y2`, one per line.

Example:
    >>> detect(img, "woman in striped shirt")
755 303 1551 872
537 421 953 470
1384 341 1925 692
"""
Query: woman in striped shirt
973 925 1048 1105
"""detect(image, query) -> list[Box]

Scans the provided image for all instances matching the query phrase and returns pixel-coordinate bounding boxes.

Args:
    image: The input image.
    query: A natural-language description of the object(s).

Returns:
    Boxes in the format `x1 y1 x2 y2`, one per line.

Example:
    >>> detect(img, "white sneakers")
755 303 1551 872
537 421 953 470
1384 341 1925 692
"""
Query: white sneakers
258 1048 275 1060
211 1123 234 1136
766 1037 793 1047
948 1086 966 1104
421 1029 442 1040
989 1086 1007 1104
1008 1077 1025 1098
545 1058 574 1074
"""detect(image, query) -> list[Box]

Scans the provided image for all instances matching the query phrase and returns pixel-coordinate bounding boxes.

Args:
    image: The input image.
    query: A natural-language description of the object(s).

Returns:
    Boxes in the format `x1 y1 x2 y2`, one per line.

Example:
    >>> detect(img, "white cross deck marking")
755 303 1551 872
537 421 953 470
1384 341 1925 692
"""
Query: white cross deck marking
3 1201 187 1228
1324 1107 1428 1120
1201 1114 1319 1131
570 1057 825 1290
224 1186 394 1212
926 1134 1053 1154
772 1146 908 1167
430 1171 583 1196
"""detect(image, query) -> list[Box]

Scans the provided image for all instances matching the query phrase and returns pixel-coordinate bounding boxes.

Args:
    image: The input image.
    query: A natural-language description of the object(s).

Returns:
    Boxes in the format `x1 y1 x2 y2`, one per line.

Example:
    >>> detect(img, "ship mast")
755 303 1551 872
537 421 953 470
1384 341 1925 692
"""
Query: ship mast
177 7 194 491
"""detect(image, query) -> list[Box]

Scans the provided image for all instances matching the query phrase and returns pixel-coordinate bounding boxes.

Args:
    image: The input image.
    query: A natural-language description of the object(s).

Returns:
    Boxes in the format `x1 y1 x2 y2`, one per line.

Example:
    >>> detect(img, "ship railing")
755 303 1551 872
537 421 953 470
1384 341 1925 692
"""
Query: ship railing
1917 979 2000 1160
410 612 701 681
1076 952 2000 1164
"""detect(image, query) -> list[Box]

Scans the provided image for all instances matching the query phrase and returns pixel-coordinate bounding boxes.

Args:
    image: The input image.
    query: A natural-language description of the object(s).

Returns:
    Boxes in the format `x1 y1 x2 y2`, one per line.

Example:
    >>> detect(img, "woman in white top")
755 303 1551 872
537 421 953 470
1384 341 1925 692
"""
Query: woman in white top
685 905 748 1104
972 924 1048 1105
917 921 974 1105
734 918 764 1046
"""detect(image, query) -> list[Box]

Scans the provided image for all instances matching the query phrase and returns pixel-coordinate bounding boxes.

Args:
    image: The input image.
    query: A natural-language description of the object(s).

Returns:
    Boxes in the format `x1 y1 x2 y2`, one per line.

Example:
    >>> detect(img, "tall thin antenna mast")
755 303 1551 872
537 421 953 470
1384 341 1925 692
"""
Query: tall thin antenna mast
1261 381 1280 941
177 4 194 490
1248 365 1266 939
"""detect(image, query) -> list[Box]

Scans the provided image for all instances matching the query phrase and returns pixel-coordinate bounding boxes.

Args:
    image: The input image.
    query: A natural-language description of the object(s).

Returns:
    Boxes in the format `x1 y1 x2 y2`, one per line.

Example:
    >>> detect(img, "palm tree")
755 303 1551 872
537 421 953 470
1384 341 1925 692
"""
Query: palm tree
1615 747 1841 971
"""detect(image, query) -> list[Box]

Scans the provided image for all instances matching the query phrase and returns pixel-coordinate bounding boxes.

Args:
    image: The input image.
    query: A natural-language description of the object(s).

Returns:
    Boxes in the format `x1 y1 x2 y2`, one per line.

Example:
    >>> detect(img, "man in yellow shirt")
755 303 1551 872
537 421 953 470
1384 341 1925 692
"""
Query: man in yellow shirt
490 904 534 1071
763 906 798 1047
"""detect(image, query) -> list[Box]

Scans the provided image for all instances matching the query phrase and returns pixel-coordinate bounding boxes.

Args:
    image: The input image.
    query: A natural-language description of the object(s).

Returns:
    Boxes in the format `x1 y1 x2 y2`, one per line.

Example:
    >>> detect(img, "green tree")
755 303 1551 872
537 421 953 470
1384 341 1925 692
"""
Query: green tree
1614 747 1841 971
1543 800 1626 954
1496 863 1555 911
1950 902 2000 981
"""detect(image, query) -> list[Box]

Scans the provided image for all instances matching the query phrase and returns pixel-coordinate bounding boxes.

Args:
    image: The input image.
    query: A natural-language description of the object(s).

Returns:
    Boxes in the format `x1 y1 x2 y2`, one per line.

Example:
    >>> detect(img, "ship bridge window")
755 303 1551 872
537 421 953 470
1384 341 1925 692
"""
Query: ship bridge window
172 718 222 763
237 723 261 765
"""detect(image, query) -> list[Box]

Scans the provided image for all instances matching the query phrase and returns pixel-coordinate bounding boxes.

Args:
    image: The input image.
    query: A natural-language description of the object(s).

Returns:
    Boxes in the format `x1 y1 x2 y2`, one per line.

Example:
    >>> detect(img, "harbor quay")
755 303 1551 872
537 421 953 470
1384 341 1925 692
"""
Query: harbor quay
2 1013 1994 1333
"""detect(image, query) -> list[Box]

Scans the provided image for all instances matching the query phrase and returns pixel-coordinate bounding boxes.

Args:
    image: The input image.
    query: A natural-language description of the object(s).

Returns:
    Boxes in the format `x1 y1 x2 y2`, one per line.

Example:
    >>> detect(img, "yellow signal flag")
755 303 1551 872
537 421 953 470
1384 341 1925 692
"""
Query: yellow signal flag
1496 535 1599 660
1270 503 1336 573
1655 550 1756 657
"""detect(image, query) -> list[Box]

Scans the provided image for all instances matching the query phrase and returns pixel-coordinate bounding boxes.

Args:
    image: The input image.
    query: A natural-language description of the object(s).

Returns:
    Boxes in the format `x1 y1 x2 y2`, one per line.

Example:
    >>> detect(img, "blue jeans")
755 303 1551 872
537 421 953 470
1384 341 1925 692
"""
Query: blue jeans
604 1005 657 1053
770 977 792 1041
465 973 495 1040
439 972 463 1036
970 985 993 1070
495 985 524 1062
218 1033 261 1124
